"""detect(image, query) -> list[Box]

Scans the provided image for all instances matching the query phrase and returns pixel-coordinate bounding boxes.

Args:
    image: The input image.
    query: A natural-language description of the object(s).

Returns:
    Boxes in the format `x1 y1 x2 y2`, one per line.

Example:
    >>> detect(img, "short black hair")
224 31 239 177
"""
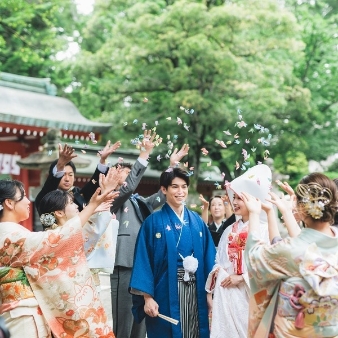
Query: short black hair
160 168 190 189
49 159 76 175
112 162 132 170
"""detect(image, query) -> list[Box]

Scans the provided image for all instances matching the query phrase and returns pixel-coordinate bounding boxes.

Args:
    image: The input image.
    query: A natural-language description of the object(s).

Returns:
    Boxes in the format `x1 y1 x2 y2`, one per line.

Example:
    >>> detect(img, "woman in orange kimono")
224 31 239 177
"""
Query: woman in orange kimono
0 174 118 338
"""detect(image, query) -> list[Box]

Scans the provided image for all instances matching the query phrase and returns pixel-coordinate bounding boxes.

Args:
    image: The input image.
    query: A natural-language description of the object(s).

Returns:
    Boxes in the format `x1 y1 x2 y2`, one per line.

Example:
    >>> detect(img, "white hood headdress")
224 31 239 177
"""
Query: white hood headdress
226 164 272 223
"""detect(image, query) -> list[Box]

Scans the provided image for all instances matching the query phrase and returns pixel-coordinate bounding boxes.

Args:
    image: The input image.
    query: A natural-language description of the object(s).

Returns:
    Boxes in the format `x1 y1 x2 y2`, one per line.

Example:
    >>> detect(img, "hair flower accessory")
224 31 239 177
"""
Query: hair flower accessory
296 183 332 220
0 204 3 211
40 213 56 227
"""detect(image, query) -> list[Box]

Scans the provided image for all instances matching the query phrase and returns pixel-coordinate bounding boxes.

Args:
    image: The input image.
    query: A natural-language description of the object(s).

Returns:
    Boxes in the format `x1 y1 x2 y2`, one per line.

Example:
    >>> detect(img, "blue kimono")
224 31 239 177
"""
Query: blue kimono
130 203 216 338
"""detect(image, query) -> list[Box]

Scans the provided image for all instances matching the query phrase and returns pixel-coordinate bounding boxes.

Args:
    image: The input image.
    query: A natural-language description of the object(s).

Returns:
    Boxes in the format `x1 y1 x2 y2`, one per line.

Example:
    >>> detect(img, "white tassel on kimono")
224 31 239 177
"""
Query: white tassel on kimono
181 254 199 281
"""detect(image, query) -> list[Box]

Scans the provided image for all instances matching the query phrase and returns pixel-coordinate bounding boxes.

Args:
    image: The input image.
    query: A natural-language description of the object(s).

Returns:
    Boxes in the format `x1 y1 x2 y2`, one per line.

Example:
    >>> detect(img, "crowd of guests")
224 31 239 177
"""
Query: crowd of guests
1 131 338 338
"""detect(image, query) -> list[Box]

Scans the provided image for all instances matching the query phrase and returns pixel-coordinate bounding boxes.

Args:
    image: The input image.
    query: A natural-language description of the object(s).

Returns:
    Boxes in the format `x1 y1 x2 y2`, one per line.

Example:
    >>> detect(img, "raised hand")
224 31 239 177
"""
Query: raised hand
266 191 293 215
57 143 77 171
169 144 189 167
99 140 122 165
276 180 295 197
99 167 122 194
139 130 162 160
199 194 209 208
240 192 261 214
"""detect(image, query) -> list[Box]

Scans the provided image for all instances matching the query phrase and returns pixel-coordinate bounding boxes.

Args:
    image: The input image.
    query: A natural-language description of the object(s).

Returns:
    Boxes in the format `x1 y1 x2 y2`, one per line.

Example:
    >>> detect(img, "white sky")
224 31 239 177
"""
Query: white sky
74 0 95 15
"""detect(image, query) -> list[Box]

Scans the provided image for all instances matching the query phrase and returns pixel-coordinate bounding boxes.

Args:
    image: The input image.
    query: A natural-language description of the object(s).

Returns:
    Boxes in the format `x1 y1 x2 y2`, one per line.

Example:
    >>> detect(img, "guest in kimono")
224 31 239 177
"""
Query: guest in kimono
199 194 236 246
243 172 338 338
0 176 117 338
205 164 272 338
38 189 119 290
129 167 216 338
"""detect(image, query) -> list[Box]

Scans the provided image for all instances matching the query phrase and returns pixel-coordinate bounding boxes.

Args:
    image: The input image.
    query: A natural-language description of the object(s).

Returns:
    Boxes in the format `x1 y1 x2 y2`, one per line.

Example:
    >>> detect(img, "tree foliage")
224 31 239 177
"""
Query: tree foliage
0 0 77 83
69 0 312 183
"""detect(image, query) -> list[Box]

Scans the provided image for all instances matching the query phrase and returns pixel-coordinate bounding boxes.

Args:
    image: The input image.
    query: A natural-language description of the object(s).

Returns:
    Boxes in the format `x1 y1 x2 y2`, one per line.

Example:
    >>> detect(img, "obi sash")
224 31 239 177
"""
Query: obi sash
0 267 35 313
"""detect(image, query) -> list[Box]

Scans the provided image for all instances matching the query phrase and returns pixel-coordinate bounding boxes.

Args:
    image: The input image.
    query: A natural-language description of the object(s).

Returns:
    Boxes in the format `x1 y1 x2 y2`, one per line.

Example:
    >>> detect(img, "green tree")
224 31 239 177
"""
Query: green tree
68 0 312 185
0 0 78 85
285 0 338 161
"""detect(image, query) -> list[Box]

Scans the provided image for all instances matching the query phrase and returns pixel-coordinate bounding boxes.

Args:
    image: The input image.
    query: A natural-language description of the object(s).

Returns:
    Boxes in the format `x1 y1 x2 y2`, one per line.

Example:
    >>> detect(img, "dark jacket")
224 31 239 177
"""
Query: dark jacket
35 162 104 214
208 213 236 246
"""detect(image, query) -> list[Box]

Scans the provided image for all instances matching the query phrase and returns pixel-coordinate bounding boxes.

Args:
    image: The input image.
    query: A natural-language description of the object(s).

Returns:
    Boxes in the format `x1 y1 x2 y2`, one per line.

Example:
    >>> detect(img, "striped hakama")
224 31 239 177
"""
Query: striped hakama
178 268 199 338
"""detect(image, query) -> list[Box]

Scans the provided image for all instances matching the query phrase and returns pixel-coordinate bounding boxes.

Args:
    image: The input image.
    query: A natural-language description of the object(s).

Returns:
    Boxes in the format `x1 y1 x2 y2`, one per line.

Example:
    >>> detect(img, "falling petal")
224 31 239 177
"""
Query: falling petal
157 155 162 162
124 207 129 213
190 109 194 114
183 123 190 131
235 161 240 170
234 140 240 144
241 164 246 170
118 157 124 163
251 147 256 152
226 141 232 145
201 147 209 156
189 167 194 170
167 135 170 140
207 161 212 167
245 139 250 143
123 122 128 126
190 204 197 208
155 121 159 126
48 150 53 156
249 128 254 133
81 150 86 154
177 117 182 125
122 181 127 187
91 179 97 184
133 119 138 124
234 133 239 139
166 167 173 172
155 135 160 140
183 162 188 167
156 196 161 202
152 127 156 132
166 117 172 120
173 135 178 140
223 130 232 136
143 97 148 102
180 106 185 110
124 220 129 227
200 205 205 210
204 176 211 181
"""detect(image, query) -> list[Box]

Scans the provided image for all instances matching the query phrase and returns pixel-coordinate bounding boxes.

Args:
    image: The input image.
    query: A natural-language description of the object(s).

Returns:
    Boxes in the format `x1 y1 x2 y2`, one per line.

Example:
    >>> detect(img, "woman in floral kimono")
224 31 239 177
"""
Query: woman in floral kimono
39 188 119 290
0 174 118 338
243 172 338 338
205 164 272 338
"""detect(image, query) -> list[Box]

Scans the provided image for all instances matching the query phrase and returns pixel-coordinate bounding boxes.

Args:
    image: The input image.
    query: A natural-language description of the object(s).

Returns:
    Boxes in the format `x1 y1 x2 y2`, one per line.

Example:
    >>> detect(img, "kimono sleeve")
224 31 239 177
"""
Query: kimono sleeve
129 216 156 323
245 233 294 285
129 217 155 296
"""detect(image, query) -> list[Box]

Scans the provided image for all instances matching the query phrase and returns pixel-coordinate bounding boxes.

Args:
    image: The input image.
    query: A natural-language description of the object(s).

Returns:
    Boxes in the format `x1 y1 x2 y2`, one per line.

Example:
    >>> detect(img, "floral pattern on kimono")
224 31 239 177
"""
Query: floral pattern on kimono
244 227 338 338
0 217 114 338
